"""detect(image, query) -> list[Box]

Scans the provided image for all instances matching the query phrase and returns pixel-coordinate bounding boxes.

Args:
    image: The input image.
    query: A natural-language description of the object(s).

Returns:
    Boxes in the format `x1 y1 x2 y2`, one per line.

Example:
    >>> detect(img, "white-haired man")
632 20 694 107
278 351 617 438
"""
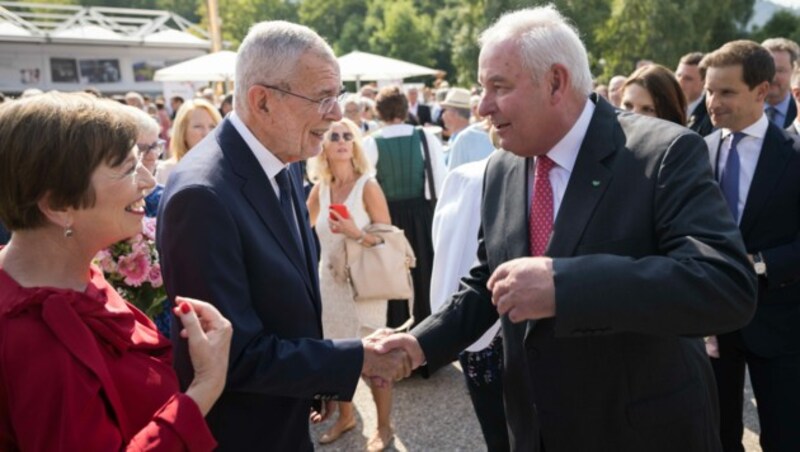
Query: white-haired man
377 6 756 451
157 21 408 451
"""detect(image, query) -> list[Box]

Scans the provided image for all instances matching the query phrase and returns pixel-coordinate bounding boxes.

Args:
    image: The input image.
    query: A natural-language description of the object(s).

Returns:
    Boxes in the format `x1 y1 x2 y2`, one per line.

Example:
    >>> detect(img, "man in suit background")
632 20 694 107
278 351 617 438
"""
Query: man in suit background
761 38 799 129
701 40 800 452
376 6 757 451
405 86 432 126
157 21 407 451
678 51 714 136
786 65 800 140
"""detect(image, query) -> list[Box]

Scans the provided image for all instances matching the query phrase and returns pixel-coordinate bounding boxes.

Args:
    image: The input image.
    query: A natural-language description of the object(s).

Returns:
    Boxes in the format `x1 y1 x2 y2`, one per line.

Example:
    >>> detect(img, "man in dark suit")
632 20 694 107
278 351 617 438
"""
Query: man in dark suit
157 21 407 451
701 40 800 452
678 51 714 136
405 86 432 125
376 6 757 451
762 38 799 128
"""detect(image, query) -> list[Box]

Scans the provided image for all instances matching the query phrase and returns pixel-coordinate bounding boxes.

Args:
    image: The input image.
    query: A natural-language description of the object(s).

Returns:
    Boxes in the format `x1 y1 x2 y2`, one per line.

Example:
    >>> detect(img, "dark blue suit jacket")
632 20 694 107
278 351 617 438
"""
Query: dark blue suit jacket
707 124 800 357
157 118 363 451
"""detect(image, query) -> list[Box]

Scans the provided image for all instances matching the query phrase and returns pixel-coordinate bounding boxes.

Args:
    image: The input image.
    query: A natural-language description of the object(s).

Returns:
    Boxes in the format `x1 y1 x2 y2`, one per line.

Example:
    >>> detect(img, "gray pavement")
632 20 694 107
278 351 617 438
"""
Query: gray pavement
311 363 762 451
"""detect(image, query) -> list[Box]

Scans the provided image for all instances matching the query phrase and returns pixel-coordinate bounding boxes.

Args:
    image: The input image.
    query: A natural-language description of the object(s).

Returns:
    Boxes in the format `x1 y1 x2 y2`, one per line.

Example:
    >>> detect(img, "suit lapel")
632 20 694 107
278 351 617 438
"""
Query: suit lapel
739 125 794 238
216 120 317 298
546 98 617 258
499 155 531 262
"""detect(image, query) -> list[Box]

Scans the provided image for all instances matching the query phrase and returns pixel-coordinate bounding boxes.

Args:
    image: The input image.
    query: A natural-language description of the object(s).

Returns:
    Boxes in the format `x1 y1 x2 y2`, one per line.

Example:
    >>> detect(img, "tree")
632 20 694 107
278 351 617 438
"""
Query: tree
366 0 435 67
198 0 297 49
750 10 800 44
298 0 369 55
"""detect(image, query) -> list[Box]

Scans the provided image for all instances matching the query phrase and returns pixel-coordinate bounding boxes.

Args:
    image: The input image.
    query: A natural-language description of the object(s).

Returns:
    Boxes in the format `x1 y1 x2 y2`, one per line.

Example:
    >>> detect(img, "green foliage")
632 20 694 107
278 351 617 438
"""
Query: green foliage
198 0 297 49
298 0 369 54
750 11 800 44
366 0 434 67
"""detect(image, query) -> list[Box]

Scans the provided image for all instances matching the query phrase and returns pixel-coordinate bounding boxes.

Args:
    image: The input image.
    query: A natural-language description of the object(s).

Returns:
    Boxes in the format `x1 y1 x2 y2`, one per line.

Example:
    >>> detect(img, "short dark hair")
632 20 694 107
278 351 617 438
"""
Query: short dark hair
0 92 137 230
624 64 688 126
170 95 185 104
375 86 409 122
679 52 704 66
699 40 775 89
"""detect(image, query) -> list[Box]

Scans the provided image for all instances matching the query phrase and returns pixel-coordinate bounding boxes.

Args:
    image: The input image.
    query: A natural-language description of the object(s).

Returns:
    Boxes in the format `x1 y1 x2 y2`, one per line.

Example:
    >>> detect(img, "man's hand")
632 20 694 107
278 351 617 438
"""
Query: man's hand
375 333 426 370
309 400 335 424
361 338 412 387
488 257 556 323
705 336 720 358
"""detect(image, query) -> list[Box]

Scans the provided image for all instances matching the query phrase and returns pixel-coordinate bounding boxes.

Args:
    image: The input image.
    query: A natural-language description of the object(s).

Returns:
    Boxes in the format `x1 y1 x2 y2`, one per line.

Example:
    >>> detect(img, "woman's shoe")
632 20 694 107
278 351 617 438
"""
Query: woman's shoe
366 425 394 451
319 418 357 444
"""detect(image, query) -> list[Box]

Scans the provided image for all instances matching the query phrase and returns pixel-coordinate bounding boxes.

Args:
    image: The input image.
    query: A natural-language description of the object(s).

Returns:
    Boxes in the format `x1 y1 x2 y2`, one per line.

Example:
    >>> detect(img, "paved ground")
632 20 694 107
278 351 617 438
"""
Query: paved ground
312 363 762 451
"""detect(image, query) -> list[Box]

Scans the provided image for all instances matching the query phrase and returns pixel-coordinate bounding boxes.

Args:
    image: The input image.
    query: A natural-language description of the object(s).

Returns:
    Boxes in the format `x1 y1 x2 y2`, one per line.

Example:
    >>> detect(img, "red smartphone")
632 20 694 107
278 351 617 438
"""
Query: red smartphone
329 204 350 220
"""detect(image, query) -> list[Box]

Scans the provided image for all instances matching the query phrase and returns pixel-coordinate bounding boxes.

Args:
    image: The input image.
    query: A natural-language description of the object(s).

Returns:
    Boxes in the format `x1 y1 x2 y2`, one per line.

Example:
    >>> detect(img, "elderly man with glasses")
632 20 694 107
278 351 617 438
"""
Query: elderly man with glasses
156 21 410 451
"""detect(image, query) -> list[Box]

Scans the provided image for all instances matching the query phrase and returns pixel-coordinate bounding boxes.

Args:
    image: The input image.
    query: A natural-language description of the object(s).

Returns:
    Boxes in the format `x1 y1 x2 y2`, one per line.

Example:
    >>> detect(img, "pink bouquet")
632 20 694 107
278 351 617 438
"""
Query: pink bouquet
95 217 167 319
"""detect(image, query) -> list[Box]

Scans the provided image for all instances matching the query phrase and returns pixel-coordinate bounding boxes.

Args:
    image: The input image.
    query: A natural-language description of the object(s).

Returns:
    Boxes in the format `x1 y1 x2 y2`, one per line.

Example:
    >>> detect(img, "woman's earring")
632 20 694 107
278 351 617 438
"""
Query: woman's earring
64 225 74 238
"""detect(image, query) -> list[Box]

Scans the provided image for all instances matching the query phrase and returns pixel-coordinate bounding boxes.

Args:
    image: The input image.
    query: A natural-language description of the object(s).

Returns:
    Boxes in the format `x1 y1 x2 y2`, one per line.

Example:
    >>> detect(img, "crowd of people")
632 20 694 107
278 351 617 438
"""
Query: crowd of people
0 4 798 452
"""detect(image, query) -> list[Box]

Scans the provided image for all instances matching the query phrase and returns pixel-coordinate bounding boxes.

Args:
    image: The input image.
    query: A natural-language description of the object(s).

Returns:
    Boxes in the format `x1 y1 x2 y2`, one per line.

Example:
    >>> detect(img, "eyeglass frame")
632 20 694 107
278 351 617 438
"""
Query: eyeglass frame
136 139 166 156
328 132 355 142
255 83 346 115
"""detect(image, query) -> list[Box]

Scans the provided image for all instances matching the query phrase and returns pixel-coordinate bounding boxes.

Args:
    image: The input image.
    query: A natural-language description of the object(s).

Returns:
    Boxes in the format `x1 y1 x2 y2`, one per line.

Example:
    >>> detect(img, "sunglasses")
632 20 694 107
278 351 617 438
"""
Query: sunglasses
329 132 354 142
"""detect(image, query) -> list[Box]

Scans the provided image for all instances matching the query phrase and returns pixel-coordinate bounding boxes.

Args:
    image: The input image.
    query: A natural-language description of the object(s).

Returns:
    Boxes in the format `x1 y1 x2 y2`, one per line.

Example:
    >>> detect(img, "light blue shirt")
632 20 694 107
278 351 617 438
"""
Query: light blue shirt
447 123 495 171
764 92 791 128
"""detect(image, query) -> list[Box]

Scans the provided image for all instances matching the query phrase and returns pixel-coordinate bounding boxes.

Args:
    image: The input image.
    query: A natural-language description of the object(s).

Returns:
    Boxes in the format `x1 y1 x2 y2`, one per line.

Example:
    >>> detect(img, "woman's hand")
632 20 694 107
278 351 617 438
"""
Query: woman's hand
328 208 362 240
174 296 233 416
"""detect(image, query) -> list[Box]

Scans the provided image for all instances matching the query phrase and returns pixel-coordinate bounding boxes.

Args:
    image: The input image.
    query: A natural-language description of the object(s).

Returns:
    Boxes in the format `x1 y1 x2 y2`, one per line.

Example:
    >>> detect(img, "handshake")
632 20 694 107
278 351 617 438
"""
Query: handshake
360 329 426 387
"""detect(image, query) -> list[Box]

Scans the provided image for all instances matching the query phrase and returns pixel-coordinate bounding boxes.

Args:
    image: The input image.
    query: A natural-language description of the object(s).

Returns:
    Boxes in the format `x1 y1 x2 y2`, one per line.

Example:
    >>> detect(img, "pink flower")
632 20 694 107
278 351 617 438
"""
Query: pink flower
148 263 163 288
95 249 116 273
142 217 157 240
117 251 151 287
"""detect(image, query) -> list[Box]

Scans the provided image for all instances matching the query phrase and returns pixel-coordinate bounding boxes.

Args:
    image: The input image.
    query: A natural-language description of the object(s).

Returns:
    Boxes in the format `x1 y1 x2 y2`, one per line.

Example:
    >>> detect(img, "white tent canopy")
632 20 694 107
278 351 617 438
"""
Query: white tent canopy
153 50 236 82
337 51 437 86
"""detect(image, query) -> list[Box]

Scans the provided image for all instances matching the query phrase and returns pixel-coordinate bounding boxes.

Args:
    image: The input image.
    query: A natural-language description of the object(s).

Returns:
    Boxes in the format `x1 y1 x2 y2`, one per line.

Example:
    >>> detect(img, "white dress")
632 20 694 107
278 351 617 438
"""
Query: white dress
317 174 387 339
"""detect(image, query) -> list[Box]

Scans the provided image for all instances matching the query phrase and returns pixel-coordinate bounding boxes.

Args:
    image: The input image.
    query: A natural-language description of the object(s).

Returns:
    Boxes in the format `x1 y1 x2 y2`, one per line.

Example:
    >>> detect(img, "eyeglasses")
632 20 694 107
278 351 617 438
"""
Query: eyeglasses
329 132 354 142
137 139 165 155
256 83 346 115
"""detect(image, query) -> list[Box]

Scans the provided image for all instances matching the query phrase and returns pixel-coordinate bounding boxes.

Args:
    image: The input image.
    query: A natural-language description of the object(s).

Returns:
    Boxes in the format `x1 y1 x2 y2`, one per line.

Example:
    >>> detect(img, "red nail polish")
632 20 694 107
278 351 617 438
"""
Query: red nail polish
179 301 191 314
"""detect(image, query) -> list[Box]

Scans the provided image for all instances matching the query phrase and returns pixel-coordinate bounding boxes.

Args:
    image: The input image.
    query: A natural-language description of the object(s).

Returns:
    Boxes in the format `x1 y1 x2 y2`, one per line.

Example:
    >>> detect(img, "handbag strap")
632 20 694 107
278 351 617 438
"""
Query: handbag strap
417 127 437 203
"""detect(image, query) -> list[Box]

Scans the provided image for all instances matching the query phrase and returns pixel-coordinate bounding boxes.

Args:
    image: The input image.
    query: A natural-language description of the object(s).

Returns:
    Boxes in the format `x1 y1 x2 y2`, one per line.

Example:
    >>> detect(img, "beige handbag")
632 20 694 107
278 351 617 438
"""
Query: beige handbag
344 223 416 305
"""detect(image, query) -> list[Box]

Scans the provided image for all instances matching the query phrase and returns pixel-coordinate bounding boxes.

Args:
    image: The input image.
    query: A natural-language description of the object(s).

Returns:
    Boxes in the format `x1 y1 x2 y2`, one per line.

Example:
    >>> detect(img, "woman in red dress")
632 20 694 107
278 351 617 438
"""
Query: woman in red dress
0 92 232 451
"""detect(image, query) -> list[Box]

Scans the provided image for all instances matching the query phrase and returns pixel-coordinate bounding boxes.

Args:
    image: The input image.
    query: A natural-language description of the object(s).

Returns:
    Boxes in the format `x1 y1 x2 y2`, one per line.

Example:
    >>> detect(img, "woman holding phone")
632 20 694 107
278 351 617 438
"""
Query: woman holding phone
306 118 395 451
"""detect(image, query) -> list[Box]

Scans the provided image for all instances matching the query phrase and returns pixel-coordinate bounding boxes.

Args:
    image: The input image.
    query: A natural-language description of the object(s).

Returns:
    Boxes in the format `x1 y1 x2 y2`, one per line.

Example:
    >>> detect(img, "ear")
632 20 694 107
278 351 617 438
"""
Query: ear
548 64 570 105
247 84 271 116
754 80 771 103
792 86 800 103
37 192 73 231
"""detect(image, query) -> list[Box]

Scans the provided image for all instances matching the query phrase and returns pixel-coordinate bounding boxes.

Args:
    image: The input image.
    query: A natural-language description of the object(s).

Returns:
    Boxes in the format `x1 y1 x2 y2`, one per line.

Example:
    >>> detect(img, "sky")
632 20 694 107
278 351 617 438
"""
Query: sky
771 0 800 8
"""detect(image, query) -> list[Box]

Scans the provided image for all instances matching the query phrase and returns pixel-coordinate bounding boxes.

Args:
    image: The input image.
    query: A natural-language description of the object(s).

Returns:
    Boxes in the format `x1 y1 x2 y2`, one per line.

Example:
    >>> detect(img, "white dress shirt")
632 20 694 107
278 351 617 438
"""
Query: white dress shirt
528 99 596 218
711 114 768 224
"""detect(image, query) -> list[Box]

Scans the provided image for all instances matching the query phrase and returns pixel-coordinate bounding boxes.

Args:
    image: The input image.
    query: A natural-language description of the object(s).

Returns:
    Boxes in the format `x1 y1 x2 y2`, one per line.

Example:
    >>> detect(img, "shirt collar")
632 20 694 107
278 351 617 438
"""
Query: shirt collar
721 113 769 141
765 92 792 116
544 98 595 173
229 111 288 180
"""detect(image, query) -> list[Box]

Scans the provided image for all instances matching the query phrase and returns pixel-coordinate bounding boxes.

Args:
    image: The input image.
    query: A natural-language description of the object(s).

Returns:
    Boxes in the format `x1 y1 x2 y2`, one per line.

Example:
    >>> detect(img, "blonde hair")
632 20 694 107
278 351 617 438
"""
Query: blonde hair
168 98 222 161
306 118 372 184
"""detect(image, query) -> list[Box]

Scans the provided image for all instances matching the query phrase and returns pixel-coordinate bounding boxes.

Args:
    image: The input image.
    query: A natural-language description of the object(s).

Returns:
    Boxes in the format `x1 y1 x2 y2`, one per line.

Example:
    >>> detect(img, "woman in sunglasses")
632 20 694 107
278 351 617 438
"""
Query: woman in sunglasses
306 118 395 451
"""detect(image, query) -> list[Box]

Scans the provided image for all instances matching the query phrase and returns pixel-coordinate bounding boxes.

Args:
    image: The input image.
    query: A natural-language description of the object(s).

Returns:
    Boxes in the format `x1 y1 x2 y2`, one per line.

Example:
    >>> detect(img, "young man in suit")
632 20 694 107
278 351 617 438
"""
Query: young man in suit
702 40 800 452
376 6 757 451
405 86 432 125
677 51 714 136
157 21 409 451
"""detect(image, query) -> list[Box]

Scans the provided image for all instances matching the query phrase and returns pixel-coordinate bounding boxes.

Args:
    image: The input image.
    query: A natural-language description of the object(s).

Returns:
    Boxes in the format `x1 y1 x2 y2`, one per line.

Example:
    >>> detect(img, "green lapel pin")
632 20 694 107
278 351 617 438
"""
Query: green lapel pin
592 180 601 187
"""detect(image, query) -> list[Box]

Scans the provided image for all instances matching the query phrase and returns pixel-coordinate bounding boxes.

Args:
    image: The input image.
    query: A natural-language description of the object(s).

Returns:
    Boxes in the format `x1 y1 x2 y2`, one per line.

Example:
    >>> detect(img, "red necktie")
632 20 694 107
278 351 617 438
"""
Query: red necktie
529 156 555 256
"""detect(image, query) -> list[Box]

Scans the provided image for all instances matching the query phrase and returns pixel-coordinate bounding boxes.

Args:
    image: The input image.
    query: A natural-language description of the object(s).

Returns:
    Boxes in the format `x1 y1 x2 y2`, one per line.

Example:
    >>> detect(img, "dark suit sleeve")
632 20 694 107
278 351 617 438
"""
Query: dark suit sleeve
158 186 363 400
760 224 800 291
411 227 499 372
552 132 757 337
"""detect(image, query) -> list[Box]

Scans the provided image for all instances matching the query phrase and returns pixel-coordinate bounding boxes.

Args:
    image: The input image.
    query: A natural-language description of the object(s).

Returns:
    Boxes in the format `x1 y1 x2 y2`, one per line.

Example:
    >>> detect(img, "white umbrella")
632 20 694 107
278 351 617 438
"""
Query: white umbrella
154 50 237 82
337 51 437 88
